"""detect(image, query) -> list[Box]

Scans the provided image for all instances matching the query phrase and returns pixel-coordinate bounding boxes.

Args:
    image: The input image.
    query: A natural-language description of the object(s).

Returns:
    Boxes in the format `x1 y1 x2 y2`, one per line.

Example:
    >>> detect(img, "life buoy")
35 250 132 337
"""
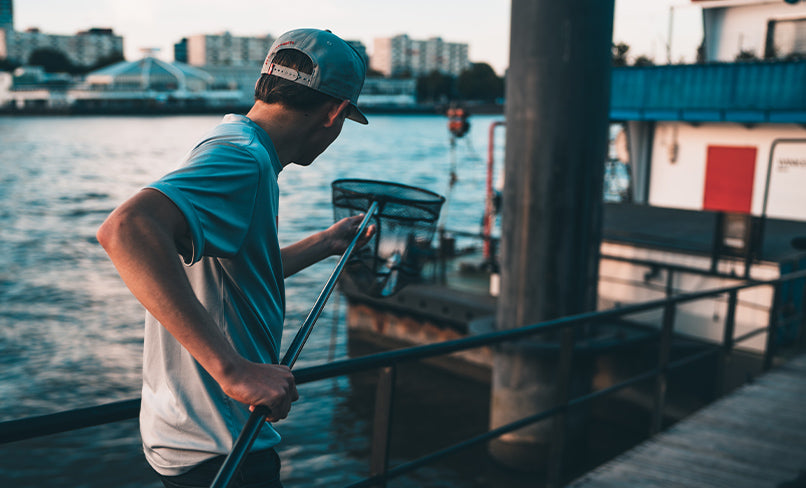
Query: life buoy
447 107 470 138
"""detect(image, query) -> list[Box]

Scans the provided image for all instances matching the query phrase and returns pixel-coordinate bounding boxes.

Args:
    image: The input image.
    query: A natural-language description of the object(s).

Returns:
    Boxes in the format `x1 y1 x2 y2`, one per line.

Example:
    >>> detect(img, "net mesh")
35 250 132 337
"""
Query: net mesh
332 179 445 297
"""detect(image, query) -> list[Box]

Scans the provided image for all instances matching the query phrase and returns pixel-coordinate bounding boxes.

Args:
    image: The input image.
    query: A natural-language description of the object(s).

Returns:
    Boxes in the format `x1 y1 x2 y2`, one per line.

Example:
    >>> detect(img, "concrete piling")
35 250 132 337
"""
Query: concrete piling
489 0 615 472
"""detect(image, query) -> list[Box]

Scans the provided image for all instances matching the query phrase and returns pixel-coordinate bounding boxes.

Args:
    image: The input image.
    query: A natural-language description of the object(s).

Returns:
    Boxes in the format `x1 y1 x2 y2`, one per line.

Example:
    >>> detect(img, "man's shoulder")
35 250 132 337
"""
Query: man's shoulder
205 115 260 147
197 114 277 164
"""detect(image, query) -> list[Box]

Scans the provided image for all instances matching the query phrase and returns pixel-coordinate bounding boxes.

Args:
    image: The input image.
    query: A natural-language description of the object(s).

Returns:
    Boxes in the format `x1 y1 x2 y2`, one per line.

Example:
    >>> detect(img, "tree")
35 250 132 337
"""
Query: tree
735 49 760 62
696 42 707 64
0 57 21 72
416 70 455 103
86 51 126 72
456 62 503 101
612 42 630 66
28 48 75 74
633 55 655 67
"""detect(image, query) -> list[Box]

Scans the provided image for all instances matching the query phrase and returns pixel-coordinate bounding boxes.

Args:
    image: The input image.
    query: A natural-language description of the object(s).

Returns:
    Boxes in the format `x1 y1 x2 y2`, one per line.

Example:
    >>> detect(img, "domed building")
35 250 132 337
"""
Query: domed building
69 56 242 112
85 56 214 93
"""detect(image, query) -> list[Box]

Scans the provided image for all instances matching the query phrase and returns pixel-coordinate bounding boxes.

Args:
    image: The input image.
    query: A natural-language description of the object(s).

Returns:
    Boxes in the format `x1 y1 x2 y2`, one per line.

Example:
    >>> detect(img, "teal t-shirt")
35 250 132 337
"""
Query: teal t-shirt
141 114 285 476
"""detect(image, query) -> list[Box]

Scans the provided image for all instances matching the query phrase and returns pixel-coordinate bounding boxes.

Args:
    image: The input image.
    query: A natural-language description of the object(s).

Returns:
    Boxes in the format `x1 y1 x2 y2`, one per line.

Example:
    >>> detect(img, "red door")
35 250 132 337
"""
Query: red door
702 145 757 214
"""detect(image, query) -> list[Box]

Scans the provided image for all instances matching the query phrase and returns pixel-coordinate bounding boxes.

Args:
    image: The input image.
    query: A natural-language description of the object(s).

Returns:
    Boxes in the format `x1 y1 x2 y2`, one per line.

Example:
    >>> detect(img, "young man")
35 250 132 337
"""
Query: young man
97 29 370 487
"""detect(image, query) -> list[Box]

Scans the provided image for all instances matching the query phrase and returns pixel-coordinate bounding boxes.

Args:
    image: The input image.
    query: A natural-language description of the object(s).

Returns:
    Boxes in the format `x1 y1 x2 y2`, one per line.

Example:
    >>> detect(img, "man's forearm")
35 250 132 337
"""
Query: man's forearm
280 214 373 278
281 231 333 278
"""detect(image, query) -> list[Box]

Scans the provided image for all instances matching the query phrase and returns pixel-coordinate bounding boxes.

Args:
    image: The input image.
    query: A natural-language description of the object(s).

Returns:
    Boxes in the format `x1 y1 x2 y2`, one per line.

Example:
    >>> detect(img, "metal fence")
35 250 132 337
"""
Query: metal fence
2 267 806 487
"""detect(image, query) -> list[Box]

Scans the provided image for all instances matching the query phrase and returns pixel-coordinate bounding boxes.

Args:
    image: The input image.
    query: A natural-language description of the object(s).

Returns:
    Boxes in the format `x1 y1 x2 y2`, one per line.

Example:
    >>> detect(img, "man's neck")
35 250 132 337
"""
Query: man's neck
245 101 321 166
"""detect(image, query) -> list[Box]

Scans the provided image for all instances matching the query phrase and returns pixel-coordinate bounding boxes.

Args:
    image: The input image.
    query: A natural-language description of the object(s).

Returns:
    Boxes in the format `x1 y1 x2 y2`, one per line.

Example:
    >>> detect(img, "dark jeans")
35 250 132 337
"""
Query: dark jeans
157 449 283 488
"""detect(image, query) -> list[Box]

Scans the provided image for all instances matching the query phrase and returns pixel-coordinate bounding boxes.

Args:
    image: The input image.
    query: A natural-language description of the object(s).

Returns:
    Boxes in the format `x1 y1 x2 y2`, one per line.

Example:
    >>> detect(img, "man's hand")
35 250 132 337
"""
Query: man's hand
220 359 299 422
281 214 376 277
325 214 376 256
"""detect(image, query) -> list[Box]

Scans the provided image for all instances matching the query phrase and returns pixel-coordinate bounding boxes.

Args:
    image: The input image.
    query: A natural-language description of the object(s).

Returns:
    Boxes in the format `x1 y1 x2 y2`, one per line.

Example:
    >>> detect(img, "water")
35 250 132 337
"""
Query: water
0 114 516 487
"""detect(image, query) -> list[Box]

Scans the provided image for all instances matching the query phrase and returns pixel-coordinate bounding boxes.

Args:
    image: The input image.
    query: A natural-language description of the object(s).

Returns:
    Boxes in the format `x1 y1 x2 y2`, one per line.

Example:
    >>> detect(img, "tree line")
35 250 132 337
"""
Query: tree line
612 41 806 67
0 48 125 75
397 62 505 104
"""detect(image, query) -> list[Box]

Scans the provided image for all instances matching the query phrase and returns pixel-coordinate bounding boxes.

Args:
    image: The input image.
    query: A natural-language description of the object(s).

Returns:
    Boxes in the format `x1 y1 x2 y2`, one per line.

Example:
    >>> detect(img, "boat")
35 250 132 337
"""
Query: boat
339 0 806 377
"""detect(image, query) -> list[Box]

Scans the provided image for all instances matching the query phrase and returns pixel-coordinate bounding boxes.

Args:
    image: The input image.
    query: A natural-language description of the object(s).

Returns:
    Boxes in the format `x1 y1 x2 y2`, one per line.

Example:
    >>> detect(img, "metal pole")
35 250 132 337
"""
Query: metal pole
651 300 676 435
763 282 781 371
546 327 575 488
717 290 738 397
483 121 505 264
369 366 397 488
210 201 380 488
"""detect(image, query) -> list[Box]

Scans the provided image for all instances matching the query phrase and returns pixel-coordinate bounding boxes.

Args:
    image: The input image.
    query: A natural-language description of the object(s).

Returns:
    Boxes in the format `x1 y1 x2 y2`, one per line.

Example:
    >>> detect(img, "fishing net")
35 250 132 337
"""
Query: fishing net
332 179 445 297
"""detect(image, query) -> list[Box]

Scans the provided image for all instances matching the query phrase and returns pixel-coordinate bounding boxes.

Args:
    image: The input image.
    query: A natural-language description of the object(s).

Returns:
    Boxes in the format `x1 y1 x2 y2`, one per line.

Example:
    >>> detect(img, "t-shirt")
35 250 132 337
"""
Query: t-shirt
140 114 285 476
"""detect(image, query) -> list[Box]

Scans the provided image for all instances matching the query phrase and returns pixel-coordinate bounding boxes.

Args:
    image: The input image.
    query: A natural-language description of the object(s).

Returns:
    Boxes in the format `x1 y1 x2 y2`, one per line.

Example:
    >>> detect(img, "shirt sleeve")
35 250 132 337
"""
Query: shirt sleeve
148 142 260 265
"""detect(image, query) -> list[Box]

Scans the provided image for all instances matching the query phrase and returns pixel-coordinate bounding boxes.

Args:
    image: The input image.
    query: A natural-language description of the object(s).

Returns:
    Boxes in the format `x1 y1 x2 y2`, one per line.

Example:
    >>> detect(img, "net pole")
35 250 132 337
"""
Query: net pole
210 201 379 488
281 200 379 368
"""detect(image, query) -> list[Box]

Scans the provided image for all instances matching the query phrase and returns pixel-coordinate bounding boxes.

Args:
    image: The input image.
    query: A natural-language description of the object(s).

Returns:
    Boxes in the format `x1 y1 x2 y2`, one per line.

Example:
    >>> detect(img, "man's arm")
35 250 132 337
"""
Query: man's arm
97 188 298 422
281 214 374 278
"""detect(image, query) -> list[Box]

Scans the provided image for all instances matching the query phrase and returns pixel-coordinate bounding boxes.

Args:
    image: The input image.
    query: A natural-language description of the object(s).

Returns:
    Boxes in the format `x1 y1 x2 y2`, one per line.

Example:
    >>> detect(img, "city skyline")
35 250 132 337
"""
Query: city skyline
9 1 703 74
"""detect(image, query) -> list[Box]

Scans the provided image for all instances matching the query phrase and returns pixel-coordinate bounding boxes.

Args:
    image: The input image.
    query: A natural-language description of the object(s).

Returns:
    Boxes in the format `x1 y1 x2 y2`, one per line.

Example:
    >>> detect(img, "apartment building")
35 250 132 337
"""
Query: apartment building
371 34 470 77
179 32 274 67
0 27 123 68
0 0 12 34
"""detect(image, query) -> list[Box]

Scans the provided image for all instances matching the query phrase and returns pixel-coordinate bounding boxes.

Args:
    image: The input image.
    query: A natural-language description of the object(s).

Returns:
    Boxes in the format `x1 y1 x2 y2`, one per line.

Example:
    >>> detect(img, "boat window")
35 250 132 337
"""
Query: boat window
604 122 633 203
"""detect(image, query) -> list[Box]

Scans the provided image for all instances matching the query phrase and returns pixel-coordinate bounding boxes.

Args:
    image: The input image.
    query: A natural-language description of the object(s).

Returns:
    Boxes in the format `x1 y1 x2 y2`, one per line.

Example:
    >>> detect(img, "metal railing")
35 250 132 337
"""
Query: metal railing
2 268 806 487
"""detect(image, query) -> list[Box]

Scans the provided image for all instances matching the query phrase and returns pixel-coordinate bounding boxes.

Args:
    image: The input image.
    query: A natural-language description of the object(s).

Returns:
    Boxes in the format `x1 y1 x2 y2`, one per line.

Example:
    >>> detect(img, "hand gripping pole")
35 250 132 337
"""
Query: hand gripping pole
210 201 379 488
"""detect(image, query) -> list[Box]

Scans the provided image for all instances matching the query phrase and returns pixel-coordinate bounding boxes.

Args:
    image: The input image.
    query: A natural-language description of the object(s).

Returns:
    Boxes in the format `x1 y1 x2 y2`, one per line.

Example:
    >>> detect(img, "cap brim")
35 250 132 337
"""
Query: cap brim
347 104 368 125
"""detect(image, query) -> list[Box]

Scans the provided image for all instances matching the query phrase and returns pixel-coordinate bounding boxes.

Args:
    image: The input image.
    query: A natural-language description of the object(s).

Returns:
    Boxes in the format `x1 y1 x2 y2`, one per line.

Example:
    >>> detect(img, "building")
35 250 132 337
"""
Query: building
174 37 188 64
346 40 369 71
371 34 470 77
357 77 417 108
1 56 241 113
0 0 12 34
183 32 274 67
181 32 369 107
0 27 124 69
696 0 806 61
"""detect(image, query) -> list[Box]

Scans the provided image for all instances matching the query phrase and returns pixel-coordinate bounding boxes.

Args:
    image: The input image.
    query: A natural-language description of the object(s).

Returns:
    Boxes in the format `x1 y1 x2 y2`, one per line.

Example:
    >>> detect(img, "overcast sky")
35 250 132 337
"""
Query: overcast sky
12 0 704 74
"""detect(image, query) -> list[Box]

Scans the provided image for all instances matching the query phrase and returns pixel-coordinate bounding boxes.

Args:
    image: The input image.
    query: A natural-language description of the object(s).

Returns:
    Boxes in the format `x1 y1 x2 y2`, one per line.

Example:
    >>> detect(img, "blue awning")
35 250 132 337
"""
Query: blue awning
610 61 806 124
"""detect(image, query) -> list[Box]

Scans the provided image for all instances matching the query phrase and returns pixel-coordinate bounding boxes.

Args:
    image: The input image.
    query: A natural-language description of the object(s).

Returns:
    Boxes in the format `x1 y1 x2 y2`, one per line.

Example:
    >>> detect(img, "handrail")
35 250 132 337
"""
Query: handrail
2 267 806 485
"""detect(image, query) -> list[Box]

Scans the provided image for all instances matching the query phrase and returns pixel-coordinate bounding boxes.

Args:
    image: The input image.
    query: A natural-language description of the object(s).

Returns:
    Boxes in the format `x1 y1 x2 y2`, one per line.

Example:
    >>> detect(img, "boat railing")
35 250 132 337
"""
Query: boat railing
2 268 806 487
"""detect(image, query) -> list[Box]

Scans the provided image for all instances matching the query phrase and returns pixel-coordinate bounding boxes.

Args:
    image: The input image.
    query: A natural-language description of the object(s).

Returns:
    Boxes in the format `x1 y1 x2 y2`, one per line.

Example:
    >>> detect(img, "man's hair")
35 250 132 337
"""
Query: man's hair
254 49 340 111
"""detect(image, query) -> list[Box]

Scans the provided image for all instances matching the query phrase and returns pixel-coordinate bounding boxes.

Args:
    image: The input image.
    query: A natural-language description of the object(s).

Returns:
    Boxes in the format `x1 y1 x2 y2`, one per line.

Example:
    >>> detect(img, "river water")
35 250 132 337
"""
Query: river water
0 113 529 487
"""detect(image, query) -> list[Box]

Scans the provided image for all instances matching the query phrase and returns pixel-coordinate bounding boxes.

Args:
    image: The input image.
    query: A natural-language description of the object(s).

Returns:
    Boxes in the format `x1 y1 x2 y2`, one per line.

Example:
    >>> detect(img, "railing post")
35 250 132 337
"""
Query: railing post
800 276 806 350
763 283 781 371
717 290 738 397
546 326 576 488
665 268 674 298
651 300 675 435
710 212 724 274
370 366 397 487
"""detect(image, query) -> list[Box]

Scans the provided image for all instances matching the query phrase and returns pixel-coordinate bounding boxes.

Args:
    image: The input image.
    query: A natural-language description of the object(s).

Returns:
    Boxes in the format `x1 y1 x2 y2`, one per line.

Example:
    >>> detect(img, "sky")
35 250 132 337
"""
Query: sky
11 0 704 75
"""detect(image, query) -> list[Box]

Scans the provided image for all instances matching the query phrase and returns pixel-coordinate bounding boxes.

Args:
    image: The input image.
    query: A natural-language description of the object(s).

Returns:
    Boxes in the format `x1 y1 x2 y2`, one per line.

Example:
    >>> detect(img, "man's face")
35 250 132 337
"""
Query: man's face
295 103 348 166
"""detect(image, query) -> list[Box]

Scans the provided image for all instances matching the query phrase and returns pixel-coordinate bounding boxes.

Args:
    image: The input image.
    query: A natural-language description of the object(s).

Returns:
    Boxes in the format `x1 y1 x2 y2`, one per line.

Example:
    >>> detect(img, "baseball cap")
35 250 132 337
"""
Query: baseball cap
261 28 368 125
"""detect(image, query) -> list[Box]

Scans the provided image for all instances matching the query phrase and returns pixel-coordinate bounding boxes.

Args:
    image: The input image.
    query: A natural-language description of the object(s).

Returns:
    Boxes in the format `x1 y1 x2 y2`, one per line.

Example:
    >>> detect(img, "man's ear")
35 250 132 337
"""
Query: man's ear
324 99 351 128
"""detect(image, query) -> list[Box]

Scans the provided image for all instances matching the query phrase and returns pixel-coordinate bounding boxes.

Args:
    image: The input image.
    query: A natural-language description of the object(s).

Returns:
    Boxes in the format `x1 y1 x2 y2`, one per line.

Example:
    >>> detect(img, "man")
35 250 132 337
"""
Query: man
97 28 370 488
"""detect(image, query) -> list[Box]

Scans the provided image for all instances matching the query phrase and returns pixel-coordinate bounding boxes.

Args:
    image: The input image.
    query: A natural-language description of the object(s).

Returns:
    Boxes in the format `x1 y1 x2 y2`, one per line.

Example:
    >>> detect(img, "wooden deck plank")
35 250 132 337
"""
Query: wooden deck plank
568 352 806 488
665 424 806 470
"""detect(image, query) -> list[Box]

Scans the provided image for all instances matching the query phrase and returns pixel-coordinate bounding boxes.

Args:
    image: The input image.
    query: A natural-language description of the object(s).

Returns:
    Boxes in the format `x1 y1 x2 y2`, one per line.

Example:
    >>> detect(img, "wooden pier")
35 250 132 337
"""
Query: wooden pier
567 353 806 488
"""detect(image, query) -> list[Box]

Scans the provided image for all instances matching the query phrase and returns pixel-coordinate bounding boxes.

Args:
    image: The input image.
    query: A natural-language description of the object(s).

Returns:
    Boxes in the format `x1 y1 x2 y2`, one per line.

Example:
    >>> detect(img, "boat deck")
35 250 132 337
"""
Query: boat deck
603 203 806 264
567 352 806 488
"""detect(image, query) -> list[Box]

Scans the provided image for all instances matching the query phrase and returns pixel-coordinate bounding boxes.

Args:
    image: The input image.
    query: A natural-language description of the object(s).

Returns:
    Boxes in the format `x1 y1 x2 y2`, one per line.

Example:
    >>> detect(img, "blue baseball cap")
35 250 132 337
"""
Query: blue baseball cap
261 28 368 124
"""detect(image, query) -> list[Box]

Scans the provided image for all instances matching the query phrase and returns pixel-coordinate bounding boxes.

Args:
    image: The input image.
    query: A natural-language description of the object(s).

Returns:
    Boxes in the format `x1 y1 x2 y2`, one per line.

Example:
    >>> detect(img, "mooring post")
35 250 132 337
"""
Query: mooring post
489 0 615 474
